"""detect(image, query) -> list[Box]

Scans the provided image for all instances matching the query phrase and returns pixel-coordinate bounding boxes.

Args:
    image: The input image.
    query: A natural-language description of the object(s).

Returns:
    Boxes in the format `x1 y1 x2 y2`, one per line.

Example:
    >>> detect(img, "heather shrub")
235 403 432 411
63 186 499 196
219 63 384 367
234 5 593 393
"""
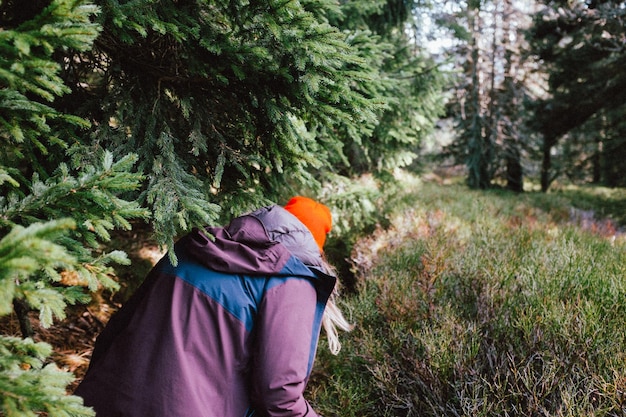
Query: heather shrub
309 175 626 417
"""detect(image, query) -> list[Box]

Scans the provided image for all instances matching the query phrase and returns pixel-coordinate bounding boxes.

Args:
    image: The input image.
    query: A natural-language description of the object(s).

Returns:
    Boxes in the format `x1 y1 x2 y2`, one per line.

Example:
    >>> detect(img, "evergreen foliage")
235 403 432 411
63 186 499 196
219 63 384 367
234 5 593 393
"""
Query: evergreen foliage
61 0 381 249
1 336 94 416
0 1 146 415
55 0 445 250
330 0 446 176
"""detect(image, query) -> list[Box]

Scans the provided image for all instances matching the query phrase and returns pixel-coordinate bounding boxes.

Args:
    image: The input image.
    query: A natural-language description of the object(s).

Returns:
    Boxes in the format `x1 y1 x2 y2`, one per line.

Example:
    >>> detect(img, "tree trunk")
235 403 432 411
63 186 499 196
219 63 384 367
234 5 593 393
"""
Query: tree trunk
501 0 524 192
14 299 34 339
592 135 602 183
465 4 492 190
506 148 523 192
541 137 553 192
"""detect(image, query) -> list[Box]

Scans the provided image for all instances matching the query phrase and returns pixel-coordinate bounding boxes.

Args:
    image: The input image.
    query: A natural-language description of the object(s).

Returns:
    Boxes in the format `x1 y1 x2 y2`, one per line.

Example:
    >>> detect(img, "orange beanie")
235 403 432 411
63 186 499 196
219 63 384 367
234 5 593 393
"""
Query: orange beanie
284 196 332 251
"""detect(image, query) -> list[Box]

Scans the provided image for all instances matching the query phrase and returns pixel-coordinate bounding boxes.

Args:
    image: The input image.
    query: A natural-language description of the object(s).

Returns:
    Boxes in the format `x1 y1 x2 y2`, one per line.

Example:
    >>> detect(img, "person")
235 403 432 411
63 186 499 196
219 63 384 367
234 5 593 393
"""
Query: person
75 196 352 417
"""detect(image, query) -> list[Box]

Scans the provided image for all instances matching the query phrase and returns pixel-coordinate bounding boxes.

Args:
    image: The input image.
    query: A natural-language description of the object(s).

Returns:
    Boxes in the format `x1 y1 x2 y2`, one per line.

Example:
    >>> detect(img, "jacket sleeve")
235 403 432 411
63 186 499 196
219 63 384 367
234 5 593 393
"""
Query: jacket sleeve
250 278 322 417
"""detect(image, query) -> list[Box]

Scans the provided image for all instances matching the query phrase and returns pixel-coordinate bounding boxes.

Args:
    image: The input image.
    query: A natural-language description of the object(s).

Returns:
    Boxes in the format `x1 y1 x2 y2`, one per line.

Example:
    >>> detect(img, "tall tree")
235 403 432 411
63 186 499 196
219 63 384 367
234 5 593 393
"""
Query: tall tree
464 0 493 189
332 0 446 177
493 0 533 192
526 0 626 190
436 0 534 190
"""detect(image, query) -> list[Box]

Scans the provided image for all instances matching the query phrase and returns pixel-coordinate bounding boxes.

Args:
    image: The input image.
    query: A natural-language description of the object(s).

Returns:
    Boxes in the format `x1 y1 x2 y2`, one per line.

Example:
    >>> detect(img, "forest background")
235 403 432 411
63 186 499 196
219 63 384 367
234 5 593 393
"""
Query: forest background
0 0 625 415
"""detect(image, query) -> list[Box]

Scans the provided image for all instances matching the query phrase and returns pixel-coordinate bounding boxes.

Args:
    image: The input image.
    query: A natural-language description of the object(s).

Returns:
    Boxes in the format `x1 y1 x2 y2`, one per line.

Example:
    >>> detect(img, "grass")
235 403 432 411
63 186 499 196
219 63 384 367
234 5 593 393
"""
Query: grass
308 173 626 416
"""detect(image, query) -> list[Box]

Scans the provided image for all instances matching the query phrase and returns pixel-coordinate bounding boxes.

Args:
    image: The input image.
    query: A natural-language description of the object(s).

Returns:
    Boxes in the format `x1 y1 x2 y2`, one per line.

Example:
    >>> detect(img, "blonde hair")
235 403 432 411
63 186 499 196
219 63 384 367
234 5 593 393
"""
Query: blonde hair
320 258 354 355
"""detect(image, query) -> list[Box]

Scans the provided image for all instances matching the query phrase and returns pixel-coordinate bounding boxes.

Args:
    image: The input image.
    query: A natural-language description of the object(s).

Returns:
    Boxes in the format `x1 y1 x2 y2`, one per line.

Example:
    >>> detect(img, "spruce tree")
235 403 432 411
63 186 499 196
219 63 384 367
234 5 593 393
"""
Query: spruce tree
55 0 444 250
331 0 446 177
0 1 146 415
54 0 375 252
432 0 535 190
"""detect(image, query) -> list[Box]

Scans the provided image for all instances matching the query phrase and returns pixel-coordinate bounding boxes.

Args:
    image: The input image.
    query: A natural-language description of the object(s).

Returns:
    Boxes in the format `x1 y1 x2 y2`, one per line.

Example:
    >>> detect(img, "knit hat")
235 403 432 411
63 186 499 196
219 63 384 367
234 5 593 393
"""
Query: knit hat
284 196 332 251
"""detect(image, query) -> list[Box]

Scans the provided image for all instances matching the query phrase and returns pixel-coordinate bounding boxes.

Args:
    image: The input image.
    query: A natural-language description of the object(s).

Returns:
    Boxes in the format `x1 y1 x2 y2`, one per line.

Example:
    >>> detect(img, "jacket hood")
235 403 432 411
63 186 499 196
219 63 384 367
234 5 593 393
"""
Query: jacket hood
181 205 328 278
250 205 324 268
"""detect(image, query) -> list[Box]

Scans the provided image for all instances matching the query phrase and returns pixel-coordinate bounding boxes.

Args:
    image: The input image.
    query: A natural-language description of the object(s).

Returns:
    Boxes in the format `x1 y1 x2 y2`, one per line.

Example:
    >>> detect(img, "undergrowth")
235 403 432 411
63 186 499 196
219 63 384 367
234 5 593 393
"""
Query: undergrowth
308 173 626 416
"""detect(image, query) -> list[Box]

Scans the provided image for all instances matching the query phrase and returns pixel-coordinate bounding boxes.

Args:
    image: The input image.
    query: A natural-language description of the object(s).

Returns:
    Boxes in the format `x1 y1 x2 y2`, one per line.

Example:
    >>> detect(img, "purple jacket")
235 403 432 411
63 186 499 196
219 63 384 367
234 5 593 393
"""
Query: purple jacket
75 205 336 417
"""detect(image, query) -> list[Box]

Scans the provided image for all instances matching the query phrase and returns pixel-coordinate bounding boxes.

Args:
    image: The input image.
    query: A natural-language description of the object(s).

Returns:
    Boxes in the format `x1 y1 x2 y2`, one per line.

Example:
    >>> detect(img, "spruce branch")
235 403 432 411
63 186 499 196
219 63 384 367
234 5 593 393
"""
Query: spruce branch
0 219 76 317
0 335 95 417
1 151 147 238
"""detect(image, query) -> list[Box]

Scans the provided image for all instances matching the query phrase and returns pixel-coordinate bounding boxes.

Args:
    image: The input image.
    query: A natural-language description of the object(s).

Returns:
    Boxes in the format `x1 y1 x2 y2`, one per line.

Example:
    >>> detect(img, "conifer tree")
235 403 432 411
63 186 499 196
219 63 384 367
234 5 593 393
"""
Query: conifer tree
55 0 373 251
331 0 446 177
526 0 626 190
0 1 146 415
55 0 445 250
433 0 534 190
